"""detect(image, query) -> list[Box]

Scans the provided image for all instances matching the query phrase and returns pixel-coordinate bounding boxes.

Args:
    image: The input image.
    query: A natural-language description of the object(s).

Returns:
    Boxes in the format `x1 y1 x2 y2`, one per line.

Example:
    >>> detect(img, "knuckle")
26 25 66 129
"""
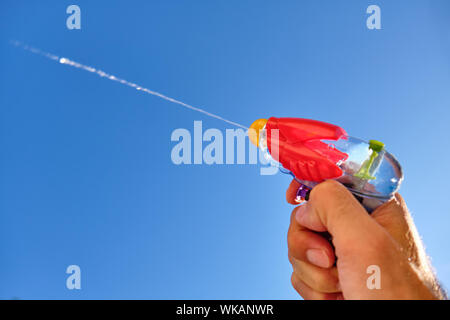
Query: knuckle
292 259 339 293
310 180 344 201
289 207 298 222
291 273 307 298
287 231 307 257
290 273 300 291
314 274 339 293
287 229 295 249
288 253 294 265
309 180 362 227
290 273 296 286
291 259 308 279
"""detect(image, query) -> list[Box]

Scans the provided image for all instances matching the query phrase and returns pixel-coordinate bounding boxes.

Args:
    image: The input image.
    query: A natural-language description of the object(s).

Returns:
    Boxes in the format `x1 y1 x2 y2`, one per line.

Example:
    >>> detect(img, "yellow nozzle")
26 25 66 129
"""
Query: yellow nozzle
248 118 268 147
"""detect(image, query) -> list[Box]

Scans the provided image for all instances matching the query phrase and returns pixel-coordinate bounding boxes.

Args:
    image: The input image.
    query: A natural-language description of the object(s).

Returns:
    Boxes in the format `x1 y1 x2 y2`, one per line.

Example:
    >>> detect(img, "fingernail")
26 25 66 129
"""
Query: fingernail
306 249 330 268
295 204 307 225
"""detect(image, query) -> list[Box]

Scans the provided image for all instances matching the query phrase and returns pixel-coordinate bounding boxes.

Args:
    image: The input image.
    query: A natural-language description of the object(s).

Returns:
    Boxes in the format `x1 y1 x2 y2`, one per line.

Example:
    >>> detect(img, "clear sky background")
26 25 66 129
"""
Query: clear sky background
1 0 450 299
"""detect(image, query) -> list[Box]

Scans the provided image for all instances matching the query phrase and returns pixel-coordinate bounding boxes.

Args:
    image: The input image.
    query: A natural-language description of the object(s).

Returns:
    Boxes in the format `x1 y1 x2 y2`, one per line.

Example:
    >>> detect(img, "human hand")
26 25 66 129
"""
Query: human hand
287 179 445 300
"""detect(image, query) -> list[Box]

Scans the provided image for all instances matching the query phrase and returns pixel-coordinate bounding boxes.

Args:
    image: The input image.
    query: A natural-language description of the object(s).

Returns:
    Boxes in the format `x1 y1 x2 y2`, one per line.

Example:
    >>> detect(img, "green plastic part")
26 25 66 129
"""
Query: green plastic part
369 140 385 153
354 139 385 180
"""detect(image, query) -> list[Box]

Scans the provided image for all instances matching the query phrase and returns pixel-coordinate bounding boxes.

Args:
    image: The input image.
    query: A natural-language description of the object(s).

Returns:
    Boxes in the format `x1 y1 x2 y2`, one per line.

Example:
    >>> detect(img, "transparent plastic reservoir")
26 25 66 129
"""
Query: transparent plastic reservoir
321 137 403 200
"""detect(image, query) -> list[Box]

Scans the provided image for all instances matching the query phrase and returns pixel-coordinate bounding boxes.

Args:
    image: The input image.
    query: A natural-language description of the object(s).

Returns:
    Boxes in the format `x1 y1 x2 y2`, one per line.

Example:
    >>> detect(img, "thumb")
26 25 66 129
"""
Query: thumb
295 180 387 254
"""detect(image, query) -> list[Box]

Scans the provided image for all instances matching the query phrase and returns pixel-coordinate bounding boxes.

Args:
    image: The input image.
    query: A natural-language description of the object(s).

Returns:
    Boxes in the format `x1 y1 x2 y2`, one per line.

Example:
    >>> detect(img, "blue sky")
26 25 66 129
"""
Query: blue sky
1 0 450 299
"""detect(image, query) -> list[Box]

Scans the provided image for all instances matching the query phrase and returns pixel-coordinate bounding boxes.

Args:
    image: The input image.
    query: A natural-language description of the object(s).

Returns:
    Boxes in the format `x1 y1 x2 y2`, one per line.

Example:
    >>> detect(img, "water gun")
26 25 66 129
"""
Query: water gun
248 118 403 212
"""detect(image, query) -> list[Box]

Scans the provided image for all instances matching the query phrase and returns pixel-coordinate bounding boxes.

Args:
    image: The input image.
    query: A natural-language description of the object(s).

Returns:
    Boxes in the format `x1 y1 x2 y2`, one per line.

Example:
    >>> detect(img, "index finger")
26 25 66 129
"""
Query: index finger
286 179 301 205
